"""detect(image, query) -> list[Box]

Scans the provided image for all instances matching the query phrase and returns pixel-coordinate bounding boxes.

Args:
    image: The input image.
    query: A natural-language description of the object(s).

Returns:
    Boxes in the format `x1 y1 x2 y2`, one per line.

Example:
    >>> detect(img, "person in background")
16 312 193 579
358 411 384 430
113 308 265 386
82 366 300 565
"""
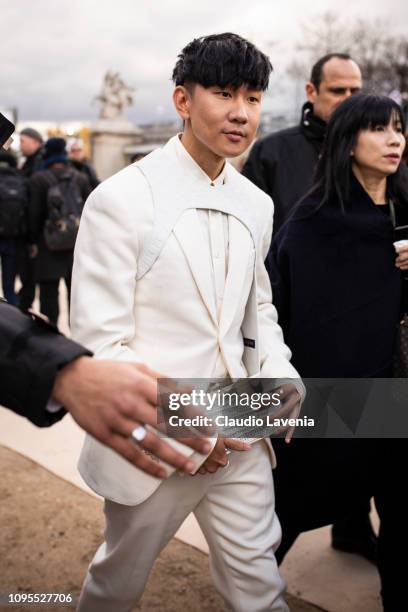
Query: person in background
0 150 27 304
20 127 44 178
269 93 407 610
28 137 91 325
18 127 44 311
69 139 99 190
243 52 376 563
242 52 362 234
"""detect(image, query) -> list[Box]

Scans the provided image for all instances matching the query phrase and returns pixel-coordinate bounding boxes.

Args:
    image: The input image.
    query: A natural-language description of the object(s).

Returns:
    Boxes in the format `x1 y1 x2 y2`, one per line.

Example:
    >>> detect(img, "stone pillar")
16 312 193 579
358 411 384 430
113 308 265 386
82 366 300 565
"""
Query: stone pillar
90 119 142 180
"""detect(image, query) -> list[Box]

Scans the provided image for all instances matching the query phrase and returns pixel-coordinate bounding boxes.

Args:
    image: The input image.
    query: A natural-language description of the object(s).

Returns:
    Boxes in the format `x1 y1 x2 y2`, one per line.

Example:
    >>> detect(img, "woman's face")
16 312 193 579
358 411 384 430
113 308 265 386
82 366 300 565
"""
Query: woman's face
351 113 406 177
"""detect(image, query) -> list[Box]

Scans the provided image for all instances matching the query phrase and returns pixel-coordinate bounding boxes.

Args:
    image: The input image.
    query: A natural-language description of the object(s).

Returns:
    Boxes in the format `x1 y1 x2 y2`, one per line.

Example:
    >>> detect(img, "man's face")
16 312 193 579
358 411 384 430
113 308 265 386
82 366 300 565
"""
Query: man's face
306 58 362 123
20 134 41 157
177 83 262 159
69 145 84 161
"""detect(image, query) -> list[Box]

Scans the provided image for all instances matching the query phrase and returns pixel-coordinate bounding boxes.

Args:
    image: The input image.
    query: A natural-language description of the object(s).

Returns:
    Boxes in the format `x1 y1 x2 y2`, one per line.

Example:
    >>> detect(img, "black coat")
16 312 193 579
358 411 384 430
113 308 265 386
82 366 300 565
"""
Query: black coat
21 149 43 178
268 175 407 378
242 102 326 234
28 165 91 282
0 299 91 426
268 176 408 565
69 159 100 190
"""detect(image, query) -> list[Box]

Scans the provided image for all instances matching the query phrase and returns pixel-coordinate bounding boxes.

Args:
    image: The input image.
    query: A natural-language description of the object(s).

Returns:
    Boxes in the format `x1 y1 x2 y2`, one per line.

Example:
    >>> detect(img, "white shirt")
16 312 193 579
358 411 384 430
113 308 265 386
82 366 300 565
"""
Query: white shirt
172 135 239 378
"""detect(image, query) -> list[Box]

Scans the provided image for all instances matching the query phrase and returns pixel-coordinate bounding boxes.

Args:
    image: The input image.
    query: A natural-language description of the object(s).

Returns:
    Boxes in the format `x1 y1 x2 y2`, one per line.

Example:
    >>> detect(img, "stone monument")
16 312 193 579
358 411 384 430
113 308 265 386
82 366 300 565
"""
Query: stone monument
91 71 142 179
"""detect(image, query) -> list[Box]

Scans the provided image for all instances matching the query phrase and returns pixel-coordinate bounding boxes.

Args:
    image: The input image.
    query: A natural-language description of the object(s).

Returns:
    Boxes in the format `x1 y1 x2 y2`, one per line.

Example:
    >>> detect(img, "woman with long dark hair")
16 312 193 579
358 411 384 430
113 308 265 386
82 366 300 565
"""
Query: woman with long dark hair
269 94 407 610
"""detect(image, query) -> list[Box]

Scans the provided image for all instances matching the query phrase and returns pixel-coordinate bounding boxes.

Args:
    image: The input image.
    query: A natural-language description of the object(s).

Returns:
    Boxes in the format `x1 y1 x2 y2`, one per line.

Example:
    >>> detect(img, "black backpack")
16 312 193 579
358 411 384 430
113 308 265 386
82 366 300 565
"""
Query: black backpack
43 169 83 251
0 169 27 238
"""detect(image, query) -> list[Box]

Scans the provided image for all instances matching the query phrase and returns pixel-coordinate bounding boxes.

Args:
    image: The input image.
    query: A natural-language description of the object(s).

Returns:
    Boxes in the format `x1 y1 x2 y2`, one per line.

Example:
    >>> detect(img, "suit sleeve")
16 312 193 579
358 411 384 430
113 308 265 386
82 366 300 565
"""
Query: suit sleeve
0 301 91 427
255 200 305 400
70 178 217 470
70 178 143 361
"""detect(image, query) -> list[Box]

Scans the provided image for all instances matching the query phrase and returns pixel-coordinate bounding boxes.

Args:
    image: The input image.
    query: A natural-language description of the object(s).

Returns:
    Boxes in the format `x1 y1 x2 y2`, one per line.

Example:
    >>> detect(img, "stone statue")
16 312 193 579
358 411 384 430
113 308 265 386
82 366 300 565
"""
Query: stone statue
95 71 135 120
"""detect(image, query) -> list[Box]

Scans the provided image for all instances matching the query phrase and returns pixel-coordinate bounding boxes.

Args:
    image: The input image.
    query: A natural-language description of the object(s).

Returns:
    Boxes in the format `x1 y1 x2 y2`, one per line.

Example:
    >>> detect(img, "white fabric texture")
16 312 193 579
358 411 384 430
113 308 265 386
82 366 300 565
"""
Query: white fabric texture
70 134 303 612
71 134 304 506
77 442 288 612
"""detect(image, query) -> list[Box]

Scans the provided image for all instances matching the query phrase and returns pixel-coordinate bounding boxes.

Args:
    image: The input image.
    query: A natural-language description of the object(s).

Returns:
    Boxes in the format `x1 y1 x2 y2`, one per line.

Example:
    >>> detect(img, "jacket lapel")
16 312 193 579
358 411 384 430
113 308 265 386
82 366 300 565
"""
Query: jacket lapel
173 209 218 326
220 215 254 335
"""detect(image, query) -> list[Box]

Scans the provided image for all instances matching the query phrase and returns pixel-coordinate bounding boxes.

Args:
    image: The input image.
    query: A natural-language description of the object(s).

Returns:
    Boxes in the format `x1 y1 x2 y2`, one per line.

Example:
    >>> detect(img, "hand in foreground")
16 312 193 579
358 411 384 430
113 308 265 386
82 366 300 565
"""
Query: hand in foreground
196 437 251 475
395 244 408 271
52 358 212 478
270 384 301 443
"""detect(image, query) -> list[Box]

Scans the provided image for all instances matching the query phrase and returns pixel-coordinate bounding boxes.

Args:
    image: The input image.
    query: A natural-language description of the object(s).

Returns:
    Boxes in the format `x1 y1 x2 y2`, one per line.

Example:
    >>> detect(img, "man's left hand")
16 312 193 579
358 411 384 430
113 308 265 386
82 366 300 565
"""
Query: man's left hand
270 383 301 443
196 437 251 475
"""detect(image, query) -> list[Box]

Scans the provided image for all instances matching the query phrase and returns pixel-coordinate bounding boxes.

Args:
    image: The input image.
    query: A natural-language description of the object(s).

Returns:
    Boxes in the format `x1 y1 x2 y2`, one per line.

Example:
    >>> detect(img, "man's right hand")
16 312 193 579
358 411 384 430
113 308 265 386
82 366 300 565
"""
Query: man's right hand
51 358 212 479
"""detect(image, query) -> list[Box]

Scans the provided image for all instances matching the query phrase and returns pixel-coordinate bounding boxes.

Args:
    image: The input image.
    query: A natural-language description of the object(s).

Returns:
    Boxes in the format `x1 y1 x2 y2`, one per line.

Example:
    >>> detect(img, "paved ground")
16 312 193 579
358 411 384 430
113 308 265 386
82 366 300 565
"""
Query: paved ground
0 446 324 612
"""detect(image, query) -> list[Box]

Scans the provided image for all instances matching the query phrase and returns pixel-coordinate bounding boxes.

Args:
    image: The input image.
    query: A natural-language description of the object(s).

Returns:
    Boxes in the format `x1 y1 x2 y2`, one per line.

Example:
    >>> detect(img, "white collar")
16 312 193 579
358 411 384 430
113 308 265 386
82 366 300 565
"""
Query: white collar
165 133 227 187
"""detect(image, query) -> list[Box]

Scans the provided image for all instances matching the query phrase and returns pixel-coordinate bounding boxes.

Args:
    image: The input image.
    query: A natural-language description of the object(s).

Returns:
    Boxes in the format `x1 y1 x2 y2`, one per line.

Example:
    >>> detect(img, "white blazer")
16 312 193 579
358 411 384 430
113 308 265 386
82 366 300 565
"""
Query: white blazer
70 137 303 506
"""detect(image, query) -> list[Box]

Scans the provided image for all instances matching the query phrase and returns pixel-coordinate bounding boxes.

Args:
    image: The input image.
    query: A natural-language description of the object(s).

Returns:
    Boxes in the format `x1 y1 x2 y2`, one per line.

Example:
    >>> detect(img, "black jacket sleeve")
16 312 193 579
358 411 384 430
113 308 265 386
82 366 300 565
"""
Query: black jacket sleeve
0 300 92 427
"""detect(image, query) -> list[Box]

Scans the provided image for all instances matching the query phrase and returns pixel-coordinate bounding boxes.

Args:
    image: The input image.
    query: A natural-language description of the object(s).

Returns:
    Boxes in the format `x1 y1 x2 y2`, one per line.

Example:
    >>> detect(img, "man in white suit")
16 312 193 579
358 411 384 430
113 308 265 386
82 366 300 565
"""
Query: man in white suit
71 33 304 612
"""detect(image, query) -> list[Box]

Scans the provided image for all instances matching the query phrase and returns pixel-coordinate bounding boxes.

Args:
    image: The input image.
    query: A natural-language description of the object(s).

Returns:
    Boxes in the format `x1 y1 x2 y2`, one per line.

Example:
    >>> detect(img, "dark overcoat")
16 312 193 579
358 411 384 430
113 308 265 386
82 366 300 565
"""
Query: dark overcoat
268 175 407 378
242 102 325 233
267 174 408 547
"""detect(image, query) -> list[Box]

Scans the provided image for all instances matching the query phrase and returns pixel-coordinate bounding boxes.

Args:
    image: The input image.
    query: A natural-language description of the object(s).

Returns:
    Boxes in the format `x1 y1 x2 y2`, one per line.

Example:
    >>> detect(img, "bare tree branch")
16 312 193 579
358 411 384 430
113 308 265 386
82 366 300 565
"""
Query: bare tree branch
289 11 408 101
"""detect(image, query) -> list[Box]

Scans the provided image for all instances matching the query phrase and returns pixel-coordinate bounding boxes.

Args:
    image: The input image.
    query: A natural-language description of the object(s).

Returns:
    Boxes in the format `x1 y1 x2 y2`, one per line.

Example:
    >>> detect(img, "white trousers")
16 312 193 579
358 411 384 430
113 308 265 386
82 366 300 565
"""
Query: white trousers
77 441 288 612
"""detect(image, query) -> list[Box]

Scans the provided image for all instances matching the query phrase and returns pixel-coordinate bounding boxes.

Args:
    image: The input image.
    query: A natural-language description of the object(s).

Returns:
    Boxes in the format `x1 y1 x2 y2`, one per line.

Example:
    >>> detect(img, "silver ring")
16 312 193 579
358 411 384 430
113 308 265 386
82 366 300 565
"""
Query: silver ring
131 425 147 443
223 459 230 468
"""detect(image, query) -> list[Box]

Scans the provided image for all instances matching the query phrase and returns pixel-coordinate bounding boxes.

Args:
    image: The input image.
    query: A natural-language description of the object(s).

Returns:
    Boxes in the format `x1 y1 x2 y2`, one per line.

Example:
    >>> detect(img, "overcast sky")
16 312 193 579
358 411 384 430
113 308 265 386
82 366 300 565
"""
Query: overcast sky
1 0 407 124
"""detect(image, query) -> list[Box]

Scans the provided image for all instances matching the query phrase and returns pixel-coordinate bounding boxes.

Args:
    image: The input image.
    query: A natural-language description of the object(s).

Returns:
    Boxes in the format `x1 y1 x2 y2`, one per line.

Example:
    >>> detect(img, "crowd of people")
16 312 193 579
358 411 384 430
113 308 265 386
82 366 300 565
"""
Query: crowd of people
1 31 408 612
0 132 99 323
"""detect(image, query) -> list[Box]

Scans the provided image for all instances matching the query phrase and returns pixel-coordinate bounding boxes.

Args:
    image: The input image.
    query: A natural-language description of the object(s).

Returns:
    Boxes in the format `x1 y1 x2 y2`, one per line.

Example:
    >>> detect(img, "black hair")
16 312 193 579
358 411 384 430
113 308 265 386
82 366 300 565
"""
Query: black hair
310 52 353 90
172 33 272 91
310 93 407 212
